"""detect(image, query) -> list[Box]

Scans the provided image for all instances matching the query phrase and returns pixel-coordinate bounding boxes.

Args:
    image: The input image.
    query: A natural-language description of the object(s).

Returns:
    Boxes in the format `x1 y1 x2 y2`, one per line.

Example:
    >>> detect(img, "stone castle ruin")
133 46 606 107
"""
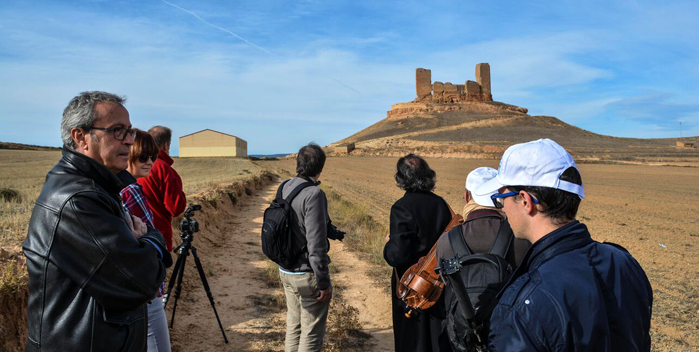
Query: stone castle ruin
414 63 493 103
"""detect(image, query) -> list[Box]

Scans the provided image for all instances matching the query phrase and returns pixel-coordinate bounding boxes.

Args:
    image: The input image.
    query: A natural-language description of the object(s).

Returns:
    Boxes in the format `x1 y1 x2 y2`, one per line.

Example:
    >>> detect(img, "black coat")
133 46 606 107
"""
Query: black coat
23 146 171 352
384 191 453 352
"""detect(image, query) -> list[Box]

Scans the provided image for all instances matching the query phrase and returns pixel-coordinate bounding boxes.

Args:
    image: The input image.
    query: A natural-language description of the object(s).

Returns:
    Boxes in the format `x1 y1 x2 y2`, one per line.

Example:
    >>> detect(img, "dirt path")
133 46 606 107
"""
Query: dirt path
168 181 394 352
328 240 394 351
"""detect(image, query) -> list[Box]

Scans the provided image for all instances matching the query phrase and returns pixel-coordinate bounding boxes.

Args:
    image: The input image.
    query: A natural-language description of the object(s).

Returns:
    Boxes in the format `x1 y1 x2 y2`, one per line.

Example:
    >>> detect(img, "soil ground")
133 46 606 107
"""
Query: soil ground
165 180 394 352
2 151 697 351
261 156 699 351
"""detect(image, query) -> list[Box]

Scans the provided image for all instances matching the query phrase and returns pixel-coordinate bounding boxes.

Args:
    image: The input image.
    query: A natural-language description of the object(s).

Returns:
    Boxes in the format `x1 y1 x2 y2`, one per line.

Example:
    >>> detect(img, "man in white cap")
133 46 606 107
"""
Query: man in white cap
438 167 529 267
474 138 652 351
435 167 530 350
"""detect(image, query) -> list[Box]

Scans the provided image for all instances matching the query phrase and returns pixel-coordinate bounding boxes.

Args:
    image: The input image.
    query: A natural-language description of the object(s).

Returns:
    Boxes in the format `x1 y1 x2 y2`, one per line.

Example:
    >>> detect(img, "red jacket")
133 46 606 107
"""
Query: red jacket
138 149 187 251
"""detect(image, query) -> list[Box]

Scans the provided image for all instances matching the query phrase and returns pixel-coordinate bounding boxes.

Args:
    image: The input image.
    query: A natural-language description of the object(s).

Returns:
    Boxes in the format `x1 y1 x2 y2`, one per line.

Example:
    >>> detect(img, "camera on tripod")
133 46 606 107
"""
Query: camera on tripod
180 204 201 234
164 203 229 344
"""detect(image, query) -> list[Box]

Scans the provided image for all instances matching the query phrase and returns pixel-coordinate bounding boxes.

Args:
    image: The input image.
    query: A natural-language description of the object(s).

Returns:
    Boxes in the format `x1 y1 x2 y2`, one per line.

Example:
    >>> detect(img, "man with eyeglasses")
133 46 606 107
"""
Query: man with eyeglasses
137 125 187 252
474 138 653 352
23 91 171 352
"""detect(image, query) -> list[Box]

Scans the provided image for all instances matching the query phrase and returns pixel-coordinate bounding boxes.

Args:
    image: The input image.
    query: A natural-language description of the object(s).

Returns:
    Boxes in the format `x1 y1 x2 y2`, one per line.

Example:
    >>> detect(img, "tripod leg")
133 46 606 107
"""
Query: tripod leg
163 249 186 306
190 246 229 344
169 247 189 329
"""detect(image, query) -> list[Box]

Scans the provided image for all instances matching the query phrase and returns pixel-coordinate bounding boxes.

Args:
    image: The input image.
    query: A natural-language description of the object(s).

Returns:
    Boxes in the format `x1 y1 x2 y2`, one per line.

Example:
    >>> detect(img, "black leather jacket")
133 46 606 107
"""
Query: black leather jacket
23 146 172 352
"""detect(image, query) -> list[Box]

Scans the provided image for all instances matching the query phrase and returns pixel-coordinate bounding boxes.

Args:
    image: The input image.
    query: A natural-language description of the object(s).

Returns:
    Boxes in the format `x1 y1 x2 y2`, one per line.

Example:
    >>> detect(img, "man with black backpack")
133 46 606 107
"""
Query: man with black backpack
474 138 653 351
436 167 530 351
262 143 332 352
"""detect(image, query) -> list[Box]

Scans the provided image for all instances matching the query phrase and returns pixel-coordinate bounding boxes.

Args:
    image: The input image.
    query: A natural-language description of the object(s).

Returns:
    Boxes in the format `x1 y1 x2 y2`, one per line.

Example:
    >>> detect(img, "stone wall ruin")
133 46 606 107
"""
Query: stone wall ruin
414 63 494 103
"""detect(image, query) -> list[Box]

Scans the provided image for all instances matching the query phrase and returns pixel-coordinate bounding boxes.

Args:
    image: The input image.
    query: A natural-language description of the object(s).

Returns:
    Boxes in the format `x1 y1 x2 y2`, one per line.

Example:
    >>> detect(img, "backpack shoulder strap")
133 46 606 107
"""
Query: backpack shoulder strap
488 219 513 257
276 179 291 199
284 181 316 203
448 225 473 257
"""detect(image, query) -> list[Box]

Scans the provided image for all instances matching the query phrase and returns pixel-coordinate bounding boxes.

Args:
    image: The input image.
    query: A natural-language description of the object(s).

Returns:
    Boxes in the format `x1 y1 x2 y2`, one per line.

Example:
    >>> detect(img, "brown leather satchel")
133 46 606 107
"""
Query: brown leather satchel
395 205 464 318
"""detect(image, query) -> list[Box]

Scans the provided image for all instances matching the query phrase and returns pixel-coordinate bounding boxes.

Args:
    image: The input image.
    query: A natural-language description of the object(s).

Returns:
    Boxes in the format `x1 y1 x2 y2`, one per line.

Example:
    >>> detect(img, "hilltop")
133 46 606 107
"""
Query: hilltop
329 65 698 163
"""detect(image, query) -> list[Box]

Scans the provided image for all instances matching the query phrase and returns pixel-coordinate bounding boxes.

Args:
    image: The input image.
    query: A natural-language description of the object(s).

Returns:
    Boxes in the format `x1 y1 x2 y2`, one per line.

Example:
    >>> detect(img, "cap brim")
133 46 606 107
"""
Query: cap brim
473 176 504 199
472 192 496 207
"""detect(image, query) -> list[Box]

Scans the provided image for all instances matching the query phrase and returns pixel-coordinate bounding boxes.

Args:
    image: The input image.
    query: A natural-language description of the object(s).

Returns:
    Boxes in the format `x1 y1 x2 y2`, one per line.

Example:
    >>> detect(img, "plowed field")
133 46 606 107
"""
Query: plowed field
260 156 699 351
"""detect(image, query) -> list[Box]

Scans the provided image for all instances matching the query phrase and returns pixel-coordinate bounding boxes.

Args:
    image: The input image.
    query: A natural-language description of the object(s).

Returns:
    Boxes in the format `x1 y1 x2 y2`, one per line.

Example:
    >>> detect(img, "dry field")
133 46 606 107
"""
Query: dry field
0 149 272 351
0 149 262 247
2 149 697 351
261 156 699 351
1 150 381 352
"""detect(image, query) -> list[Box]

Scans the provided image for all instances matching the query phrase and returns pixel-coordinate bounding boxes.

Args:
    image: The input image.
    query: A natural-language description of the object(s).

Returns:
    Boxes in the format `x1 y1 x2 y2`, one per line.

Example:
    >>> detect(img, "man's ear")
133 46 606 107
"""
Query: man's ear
71 128 89 151
520 191 538 215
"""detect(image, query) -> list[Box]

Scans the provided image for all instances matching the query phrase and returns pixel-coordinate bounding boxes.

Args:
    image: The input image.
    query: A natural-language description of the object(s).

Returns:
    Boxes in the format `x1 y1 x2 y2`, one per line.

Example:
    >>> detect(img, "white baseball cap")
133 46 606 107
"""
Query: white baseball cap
474 138 585 200
465 167 499 207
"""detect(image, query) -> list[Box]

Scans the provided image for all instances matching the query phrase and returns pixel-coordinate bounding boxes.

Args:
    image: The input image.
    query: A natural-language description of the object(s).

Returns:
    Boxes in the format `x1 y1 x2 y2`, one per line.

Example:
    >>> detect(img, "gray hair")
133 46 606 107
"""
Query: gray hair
61 91 126 149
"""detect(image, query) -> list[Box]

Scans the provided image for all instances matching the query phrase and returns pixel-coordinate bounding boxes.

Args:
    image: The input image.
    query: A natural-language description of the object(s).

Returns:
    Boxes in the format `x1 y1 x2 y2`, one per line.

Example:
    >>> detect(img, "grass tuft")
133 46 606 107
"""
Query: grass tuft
0 261 26 295
0 188 22 203
324 189 388 268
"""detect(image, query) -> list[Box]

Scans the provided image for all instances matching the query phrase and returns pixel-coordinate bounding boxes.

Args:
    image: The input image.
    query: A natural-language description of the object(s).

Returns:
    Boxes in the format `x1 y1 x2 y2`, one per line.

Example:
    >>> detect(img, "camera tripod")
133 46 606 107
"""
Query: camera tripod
162 205 229 343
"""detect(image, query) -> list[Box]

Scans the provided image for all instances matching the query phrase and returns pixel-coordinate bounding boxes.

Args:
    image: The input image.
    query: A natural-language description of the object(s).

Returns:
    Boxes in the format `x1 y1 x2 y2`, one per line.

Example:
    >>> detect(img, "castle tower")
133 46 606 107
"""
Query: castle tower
475 63 492 101
416 68 432 100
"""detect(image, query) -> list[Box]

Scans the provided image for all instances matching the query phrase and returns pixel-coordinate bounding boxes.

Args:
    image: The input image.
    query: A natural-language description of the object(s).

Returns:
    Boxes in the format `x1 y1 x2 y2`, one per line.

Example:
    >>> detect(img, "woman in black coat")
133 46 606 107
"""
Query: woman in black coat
384 154 453 352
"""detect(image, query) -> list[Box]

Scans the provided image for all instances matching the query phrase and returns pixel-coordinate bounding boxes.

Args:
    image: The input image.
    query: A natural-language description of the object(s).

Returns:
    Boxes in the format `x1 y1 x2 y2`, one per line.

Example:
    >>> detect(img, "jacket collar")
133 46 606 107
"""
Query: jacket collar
466 208 503 221
158 149 173 166
116 170 138 186
516 221 592 274
296 175 320 185
61 145 125 196
497 220 593 299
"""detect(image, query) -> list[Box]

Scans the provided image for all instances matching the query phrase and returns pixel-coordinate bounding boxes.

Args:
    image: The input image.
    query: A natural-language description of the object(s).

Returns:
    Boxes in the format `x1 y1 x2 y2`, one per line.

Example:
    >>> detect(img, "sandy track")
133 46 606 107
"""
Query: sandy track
167 181 394 352
329 240 394 351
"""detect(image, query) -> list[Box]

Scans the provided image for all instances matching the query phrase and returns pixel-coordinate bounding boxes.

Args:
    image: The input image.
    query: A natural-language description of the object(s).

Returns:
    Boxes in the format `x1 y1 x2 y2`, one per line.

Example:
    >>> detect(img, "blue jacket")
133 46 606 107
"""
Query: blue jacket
488 221 652 352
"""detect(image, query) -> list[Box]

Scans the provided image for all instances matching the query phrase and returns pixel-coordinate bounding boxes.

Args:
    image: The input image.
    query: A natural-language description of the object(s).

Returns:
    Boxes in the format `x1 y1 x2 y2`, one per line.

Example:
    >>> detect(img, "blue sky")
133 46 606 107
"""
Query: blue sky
1 0 697 155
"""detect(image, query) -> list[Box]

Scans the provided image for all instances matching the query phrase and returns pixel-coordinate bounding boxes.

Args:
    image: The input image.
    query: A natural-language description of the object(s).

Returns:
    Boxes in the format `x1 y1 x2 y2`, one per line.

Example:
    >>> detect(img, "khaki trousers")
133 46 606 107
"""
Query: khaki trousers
279 271 330 352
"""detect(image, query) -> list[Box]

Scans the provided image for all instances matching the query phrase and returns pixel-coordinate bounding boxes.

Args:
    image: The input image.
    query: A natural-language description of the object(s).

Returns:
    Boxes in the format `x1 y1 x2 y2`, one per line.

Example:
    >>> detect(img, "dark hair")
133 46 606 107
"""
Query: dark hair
395 154 436 192
508 167 583 225
148 125 172 148
296 143 326 177
128 129 159 167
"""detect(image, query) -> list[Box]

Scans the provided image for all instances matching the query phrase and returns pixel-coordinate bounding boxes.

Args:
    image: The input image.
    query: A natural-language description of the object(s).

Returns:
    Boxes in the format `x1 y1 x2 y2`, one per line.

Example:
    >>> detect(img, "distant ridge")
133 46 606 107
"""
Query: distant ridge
0 141 60 151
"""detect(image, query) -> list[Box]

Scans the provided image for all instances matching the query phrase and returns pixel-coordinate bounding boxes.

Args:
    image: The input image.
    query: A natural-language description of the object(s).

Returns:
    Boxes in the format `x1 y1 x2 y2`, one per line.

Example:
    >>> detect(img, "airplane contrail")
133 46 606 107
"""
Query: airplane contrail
160 0 361 94
329 76 362 94
161 0 275 56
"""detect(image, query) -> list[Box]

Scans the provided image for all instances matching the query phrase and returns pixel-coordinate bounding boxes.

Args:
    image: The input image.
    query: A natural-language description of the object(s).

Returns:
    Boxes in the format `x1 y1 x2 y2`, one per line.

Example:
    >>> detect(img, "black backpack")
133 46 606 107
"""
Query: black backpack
261 179 315 268
439 216 515 352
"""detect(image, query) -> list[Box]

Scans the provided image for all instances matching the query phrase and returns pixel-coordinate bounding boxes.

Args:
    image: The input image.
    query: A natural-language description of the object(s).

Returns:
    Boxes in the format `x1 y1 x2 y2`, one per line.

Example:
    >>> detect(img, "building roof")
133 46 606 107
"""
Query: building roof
179 129 246 142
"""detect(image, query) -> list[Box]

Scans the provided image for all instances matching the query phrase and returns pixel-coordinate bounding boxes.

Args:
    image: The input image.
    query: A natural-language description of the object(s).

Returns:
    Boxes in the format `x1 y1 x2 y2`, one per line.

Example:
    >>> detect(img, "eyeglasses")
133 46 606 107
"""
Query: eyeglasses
491 190 539 209
137 154 158 163
87 126 136 141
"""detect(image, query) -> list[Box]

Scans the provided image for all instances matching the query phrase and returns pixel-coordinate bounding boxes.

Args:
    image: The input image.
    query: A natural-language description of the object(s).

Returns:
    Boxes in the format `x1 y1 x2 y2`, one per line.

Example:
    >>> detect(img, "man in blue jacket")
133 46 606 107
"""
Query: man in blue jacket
474 138 653 351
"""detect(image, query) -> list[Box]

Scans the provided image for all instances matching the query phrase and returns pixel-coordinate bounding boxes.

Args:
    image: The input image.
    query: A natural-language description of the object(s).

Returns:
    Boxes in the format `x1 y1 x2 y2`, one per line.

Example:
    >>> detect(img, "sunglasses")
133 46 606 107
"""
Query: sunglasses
491 190 539 209
137 154 158 163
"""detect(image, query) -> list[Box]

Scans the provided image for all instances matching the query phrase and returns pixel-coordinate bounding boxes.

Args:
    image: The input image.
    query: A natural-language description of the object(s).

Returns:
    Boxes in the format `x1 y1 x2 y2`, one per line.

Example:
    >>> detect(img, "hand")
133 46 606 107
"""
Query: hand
385 233 391 243
317 286 333 303
130 215 147 239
